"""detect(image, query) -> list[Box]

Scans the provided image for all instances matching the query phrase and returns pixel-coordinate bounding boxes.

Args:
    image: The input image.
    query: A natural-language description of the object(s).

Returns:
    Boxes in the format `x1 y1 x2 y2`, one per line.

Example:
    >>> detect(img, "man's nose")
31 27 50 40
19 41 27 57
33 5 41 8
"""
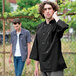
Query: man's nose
46 9 49 12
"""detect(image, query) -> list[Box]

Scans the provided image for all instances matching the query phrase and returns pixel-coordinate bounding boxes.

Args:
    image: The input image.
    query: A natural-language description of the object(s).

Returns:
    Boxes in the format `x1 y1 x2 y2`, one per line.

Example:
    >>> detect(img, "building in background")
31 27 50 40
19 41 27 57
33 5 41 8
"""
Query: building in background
7 0 18 32
7 0 18 12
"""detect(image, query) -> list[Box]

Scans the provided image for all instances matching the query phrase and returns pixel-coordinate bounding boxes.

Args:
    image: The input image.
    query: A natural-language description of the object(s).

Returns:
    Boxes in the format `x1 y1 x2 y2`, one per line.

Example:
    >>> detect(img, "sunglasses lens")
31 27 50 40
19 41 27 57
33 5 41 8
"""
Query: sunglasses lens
13 23 17 24
13 22 20 25
18 22 20 24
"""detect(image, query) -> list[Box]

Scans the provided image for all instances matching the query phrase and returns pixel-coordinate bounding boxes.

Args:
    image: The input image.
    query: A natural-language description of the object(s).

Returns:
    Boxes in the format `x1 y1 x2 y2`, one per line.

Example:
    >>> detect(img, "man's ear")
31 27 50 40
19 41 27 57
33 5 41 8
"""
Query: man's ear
53 10 55 13
42 9 44 14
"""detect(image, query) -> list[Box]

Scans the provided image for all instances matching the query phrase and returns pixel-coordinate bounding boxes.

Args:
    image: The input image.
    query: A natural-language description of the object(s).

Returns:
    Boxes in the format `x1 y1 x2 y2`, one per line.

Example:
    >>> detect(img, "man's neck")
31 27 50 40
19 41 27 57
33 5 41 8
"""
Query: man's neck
16 27 21 33
45 18 54 24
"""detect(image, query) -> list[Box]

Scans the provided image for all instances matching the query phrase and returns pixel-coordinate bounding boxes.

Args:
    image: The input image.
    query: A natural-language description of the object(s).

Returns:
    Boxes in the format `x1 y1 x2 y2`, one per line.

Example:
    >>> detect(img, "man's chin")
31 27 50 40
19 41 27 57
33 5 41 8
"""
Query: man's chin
46 17 52 19
46 16 52 19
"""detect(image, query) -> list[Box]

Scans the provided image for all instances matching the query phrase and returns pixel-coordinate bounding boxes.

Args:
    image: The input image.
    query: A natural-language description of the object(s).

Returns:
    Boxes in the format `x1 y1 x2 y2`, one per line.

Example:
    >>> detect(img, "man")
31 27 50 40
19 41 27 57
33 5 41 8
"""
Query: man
30 1 69 76
9 18 31 76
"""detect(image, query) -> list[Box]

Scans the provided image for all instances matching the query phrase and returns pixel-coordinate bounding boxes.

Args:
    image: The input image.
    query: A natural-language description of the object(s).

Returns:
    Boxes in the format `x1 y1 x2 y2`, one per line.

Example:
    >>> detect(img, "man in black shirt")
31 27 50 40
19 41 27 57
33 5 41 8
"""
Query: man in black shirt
30 1 69 76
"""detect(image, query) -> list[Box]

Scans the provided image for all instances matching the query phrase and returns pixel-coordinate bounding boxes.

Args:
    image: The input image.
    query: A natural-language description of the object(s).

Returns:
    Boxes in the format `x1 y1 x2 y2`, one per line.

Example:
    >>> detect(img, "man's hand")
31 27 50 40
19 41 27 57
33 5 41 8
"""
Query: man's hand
52 11 59 22
26 58 31 65
9 57 12 64
34 67 39 76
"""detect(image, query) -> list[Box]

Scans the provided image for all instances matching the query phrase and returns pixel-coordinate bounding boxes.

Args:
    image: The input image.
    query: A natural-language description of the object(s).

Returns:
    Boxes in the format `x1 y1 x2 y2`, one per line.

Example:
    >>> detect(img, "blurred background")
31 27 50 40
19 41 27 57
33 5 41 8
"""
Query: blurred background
0 0 76 76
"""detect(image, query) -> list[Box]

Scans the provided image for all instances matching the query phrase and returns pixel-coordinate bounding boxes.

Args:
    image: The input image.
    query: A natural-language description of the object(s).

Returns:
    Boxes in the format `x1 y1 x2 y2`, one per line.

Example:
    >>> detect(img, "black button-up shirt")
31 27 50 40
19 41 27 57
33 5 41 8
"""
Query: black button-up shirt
30 19 69 72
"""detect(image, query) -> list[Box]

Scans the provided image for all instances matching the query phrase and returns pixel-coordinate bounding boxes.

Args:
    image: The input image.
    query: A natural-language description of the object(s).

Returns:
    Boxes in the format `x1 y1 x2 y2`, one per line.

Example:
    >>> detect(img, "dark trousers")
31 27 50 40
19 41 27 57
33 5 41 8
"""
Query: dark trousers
14 56 25 76
41 70 63 76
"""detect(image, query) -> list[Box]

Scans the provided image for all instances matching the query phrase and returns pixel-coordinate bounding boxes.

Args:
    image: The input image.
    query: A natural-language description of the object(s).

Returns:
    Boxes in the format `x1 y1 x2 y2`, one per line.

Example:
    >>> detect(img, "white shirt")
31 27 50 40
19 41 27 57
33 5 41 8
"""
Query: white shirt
15 32 21 56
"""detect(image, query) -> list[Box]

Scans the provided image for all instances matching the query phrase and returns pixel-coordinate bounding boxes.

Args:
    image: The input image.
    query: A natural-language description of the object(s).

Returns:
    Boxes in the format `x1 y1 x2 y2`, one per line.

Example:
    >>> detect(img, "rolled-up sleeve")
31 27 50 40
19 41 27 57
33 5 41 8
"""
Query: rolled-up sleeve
10 32 13 44
26 30 32 43
56 19 69 38
56 19 69 32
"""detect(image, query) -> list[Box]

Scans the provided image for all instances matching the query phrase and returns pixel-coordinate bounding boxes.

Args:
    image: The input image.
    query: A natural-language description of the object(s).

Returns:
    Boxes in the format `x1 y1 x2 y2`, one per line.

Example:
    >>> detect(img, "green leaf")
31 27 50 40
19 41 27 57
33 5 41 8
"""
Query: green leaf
3 12 8 18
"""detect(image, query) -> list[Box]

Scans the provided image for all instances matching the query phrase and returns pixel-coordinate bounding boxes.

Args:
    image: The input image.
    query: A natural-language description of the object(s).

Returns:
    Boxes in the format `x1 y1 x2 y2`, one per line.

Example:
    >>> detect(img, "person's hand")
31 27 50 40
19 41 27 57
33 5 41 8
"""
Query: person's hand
52 11 59 22
26 58 31 65
9 57 12 64
34 67 39 76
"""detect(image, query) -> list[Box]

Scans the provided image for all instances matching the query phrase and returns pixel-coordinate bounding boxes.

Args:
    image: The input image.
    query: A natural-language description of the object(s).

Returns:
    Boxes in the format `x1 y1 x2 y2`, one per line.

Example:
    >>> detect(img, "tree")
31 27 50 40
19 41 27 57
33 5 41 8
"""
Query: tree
0 0 11 13
57 0 63 5
0 0 2 13
59 0 76 30
17 0 41 9
16 0 41 33
0 0 76 34
0 0 11 30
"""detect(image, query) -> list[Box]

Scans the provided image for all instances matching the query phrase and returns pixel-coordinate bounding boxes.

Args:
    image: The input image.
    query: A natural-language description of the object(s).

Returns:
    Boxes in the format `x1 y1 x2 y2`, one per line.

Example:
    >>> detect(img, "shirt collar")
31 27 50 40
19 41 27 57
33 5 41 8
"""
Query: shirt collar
13 28 24 35
44 19 56 25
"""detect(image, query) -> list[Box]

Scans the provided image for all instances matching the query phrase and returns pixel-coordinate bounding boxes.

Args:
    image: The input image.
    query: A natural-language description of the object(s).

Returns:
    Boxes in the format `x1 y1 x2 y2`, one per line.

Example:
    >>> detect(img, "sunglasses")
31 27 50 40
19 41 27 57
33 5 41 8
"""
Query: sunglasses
13 22 20 25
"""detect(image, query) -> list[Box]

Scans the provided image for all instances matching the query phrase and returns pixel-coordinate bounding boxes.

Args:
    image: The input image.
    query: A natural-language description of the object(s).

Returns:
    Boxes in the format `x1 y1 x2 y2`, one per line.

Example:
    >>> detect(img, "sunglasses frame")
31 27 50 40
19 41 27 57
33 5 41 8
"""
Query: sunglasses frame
13 22 20 25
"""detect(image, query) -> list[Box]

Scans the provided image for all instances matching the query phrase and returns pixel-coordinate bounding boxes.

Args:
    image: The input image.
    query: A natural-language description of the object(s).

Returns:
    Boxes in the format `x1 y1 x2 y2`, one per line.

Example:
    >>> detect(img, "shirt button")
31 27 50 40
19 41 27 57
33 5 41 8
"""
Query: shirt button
43 33 45 35
45 50 49 54
20 38 23 40
48 32 49 34
42 42 44 44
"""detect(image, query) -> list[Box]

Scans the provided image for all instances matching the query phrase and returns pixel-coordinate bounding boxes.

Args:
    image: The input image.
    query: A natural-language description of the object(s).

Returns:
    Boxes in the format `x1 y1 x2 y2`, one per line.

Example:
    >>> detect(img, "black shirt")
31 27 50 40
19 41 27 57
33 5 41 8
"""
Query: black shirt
30 19 69 72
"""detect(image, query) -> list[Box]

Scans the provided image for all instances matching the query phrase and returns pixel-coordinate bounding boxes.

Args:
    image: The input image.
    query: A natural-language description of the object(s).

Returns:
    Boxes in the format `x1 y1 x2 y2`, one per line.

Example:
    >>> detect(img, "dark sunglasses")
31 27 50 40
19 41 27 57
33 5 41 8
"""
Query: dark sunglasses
13 22 20 25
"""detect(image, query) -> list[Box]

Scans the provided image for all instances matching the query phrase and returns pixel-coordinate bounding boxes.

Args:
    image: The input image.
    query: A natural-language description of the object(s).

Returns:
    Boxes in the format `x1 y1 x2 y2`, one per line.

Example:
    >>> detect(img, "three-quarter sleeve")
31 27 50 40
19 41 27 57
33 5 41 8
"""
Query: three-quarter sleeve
30 34 39 61
56 20 69 38
10 32 13 44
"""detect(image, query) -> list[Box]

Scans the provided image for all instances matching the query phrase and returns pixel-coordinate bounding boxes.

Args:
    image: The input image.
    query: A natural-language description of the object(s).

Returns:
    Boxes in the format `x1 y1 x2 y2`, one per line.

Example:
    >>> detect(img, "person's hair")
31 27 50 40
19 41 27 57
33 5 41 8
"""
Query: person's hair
12 18 21 24
39 1 59 18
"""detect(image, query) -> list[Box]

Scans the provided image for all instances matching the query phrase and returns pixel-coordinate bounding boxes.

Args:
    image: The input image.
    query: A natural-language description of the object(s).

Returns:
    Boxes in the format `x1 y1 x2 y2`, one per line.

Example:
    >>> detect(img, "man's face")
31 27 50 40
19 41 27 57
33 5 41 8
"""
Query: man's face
13 23 21 31
43 4 54 19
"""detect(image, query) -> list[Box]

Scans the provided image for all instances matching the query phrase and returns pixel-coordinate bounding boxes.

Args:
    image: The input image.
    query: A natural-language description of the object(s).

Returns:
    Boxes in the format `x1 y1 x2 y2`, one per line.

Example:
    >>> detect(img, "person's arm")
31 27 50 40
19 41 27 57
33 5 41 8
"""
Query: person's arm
26 30 32 65
34 61 39 76
9 44 12 63
52 11 59 22
27 42 31 59
26 42 31 65
53 11 69 38
53 11 69 31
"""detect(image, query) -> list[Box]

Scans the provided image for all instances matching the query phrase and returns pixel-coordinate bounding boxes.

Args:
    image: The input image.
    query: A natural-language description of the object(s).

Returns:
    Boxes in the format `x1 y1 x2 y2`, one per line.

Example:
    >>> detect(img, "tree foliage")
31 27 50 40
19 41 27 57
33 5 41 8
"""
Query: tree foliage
0 0 76 33
57 0 63 5
16 0 41 33
16 0 41 9
0 0 11 30
59 0 76 30
0 0 2 13
0 0 11 13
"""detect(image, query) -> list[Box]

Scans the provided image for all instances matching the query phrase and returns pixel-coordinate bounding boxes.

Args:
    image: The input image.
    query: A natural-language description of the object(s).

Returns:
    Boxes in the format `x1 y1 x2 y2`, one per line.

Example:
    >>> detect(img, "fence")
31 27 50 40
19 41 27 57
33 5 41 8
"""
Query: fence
0 27 76 76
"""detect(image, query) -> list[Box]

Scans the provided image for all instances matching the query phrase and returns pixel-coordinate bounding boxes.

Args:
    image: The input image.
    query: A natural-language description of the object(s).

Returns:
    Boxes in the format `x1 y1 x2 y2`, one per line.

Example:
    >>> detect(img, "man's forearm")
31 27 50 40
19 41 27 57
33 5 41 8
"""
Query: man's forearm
27 42 31 58
9 44 12 58
10 51 12 58
35 61 39 69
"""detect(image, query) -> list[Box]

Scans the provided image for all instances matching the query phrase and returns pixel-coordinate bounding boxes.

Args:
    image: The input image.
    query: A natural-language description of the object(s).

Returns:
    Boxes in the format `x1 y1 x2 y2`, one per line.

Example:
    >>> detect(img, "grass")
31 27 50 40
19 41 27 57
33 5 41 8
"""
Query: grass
64 54 76 76
0 39 76 76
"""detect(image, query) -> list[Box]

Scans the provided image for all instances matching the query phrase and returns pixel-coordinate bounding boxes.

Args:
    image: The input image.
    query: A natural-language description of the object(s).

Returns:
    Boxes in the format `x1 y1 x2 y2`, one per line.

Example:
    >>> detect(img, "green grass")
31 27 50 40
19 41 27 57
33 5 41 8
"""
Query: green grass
64 54 76 76
61 39 76 52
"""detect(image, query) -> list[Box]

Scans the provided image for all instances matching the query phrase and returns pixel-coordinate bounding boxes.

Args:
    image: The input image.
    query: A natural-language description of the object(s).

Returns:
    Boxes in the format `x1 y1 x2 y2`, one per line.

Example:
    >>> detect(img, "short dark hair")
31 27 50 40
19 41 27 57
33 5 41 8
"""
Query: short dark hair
39 1 59 18
12 18 21 24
